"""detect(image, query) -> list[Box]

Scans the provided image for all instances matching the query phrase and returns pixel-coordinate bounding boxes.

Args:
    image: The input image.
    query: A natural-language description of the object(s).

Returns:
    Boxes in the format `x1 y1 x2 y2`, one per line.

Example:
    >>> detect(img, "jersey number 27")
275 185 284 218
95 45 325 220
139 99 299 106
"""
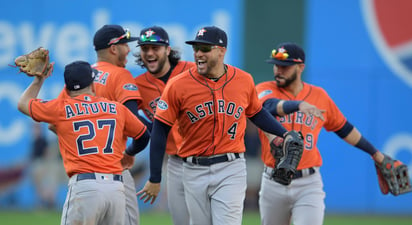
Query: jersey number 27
73 119 115 155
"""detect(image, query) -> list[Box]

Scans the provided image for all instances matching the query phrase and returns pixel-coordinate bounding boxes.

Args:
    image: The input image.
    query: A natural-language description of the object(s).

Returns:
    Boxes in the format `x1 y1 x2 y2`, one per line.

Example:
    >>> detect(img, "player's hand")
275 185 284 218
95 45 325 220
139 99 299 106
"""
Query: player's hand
372 151 385 164
137 181 161 204
121 152 135 170
299 102 325 121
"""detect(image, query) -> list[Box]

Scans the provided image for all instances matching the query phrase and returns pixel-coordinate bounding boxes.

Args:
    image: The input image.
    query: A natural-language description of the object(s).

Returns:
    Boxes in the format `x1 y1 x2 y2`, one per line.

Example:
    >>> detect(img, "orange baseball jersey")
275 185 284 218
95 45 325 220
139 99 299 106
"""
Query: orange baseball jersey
256 81 347 169
92 61 142 104
155 65 262 158
29 94 147 177
135 61 195 155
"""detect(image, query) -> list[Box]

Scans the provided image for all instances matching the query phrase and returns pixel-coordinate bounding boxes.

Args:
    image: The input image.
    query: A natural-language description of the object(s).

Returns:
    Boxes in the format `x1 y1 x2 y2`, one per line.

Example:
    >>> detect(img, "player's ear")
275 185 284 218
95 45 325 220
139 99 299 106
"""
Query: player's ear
218 47 227 59
166 46 171 56
109 44 118 55
297 63 305 72
91 83 96 95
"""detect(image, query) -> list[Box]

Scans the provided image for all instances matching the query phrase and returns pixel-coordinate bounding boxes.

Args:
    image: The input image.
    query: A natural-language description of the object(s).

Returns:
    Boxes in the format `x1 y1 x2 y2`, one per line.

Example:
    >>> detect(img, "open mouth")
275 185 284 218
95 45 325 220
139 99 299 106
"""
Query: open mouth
146 58 157 66
197 59 206 69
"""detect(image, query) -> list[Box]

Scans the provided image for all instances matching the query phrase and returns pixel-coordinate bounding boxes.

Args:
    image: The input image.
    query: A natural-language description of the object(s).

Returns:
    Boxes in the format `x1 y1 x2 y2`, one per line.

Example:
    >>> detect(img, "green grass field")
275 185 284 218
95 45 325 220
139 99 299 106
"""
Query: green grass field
0 210 411 225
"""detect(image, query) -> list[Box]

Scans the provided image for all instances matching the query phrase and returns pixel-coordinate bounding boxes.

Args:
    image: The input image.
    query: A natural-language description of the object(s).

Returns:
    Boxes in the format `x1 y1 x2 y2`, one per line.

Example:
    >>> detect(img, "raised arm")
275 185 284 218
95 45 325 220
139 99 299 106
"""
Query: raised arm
17 76 46 116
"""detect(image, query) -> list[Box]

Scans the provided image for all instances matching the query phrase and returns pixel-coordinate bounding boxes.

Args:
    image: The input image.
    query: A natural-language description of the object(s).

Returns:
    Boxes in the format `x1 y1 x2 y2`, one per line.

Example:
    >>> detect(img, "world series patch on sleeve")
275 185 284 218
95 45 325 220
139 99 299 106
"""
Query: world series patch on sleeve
375 154 411 196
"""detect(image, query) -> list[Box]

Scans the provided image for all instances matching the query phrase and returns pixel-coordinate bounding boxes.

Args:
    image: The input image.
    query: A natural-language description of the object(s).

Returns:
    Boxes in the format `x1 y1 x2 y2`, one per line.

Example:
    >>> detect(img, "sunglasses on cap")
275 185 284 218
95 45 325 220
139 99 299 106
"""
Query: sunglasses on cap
108 28 131 46
139 34 167 43
271 48 303 63
192 45 224 53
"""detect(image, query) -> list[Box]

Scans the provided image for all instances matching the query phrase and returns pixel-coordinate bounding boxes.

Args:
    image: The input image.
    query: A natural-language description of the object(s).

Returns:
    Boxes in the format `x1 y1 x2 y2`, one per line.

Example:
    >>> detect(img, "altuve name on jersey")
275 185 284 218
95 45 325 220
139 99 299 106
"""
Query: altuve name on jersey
65 102 117 119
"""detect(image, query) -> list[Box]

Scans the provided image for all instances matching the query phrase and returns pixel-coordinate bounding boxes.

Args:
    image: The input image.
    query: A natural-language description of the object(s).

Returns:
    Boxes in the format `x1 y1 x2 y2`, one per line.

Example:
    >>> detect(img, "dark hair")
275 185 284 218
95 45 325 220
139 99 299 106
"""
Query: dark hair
134 48 181 68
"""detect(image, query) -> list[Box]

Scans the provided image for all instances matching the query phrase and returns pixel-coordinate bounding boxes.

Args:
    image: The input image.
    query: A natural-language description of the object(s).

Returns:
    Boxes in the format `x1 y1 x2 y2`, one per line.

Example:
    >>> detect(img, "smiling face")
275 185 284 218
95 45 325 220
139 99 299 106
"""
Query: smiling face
192 44 226 78
140 44 171 77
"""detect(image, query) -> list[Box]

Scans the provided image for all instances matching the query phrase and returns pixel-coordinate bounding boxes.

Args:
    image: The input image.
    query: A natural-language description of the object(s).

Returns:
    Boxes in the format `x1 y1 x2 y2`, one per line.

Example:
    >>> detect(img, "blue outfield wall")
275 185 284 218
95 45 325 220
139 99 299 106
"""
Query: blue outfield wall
0 0 411 215
305 0 412 214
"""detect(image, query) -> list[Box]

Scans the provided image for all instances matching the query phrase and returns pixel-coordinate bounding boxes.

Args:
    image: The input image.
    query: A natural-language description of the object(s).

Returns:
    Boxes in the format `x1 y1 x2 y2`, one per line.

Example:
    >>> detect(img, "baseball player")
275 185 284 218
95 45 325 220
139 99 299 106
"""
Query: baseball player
255 42 386 225
17 61 150 225
55 24 150 225
138 26 298 225
134 26 195 225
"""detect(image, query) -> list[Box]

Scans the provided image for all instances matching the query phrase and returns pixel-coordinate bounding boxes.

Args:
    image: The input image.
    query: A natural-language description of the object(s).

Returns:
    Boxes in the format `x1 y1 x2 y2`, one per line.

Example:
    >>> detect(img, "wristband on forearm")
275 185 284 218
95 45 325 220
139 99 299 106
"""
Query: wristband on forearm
282 101 302 114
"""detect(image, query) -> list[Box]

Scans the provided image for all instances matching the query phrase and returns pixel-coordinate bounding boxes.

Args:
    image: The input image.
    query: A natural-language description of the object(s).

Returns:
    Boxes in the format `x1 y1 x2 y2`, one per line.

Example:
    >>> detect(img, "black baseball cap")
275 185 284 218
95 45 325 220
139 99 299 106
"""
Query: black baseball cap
64 61 97 91
185 26 227 48
266 42 305 66
93 24 139 51
137 26 169 46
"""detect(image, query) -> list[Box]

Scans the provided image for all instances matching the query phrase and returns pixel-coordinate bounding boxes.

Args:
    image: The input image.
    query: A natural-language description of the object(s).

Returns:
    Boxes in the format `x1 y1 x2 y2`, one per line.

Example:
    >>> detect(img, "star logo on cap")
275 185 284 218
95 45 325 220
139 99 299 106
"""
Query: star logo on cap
145 29 155 37
278 47 286 53
197 28 206 36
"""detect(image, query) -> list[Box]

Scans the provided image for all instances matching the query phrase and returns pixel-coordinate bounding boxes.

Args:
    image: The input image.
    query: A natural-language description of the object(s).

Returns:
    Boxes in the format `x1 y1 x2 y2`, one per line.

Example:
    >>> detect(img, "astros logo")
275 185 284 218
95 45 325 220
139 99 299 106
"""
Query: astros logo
145 29 155 37
197 28 207 36
362 0 412 88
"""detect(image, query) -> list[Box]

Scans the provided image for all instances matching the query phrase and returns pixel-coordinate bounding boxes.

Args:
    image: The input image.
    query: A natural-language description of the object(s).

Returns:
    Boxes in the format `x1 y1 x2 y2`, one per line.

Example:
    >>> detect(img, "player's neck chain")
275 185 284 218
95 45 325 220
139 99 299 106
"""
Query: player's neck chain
208 65 228 82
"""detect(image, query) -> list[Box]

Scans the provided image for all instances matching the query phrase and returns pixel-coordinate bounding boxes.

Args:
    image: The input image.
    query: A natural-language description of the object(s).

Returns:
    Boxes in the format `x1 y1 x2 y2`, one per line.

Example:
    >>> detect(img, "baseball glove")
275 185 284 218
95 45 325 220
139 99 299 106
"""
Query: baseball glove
271 130 304 185
375 154 411 196
14 47 54 77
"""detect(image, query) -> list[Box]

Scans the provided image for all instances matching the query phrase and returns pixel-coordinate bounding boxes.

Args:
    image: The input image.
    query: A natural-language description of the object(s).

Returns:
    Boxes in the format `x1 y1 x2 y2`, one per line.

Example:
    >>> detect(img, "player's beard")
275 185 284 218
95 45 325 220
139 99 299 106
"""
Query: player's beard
145 51 168 75
275 68 297 88
197 57 218 76
115 45 129 68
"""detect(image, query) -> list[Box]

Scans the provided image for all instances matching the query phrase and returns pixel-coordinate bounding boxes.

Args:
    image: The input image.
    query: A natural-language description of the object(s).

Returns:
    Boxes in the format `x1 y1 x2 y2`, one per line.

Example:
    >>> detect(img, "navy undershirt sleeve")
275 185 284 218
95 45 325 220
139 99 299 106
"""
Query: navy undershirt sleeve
263 99 302 116
149 119 171 183
334 121 354 138
249 108 287 137
125 130 150 155
263 98 281 116
124 100 153 132
335 121 378 156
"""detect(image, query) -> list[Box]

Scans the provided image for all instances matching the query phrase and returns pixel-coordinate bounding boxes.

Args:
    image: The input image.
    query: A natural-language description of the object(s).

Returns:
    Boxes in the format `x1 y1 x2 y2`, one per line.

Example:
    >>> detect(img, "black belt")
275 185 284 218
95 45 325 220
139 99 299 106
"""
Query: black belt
76 173 123 182
293 167 315 179
264 167 315 180
183 153 242 166
170 154 184 161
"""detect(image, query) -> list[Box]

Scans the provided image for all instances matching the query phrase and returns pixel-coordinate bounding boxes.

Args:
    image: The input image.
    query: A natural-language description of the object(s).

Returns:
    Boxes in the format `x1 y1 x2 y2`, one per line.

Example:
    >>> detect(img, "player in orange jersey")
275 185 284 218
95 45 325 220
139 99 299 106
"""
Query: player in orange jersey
55 24 151 225
138 26 300 225
255 42 386 225
134 26 195 225
17 61 150 225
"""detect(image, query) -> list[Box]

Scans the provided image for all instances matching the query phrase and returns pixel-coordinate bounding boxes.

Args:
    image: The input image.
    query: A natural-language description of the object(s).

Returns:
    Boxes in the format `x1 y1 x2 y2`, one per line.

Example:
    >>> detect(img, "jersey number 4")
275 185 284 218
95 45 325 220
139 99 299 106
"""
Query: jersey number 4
73 119 115 156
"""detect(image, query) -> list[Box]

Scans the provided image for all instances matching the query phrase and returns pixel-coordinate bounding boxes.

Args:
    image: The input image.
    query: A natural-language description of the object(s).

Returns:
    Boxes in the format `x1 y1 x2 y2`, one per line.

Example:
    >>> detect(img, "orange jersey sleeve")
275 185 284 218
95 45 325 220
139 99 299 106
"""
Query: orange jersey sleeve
29 94 147 177
135 61 195 155
154 65 262 157
256 81 347 169
93 61 142 104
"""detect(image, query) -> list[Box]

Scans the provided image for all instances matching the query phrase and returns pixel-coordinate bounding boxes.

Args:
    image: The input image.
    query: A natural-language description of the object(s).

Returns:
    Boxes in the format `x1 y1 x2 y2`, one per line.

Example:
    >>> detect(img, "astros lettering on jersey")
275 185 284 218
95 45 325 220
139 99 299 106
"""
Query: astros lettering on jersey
154 65 262 158
256 82 347 170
